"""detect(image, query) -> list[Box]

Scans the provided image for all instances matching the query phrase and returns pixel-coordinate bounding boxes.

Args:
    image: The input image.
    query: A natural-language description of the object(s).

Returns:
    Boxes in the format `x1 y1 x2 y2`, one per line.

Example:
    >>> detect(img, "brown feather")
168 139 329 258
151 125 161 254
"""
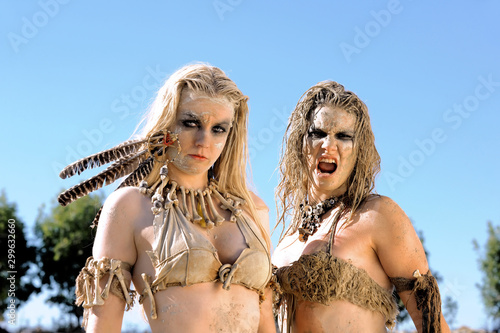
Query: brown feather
58 149 148 206
59 138 147 179
90 207 103 229
117 156 155 189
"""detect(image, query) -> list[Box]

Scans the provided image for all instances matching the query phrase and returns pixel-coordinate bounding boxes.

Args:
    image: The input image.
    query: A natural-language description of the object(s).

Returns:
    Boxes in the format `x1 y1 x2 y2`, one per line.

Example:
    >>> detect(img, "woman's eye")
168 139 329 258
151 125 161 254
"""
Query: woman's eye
182 120 199 128
213 126 227 134
337 133 353 140
308 129 326 139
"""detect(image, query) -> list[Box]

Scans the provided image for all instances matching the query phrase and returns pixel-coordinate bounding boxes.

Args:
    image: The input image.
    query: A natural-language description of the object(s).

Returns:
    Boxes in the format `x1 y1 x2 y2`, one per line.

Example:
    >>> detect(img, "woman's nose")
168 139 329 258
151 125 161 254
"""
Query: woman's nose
195 129 210 148
321 135 337 152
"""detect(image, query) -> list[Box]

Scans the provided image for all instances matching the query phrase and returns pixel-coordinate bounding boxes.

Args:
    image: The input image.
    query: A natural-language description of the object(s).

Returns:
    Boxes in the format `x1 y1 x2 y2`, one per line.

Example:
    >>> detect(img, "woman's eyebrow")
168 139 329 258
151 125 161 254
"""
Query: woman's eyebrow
216 120 232 127
179 111 232 127
179 110 199 119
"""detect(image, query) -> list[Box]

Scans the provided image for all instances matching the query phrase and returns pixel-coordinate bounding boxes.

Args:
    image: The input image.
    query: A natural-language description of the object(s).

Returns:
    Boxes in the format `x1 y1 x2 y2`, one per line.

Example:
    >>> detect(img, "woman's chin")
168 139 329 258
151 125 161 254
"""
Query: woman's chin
168 163 210 181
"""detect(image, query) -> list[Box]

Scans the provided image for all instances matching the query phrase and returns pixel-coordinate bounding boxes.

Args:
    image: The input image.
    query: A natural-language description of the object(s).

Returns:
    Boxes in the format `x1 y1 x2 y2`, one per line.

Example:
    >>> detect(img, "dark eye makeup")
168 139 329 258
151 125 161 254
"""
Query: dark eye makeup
212 125 228 134
180 118 229 135
181 119 200 128
336 132 354 140
307 127 326 139
308 126 354 141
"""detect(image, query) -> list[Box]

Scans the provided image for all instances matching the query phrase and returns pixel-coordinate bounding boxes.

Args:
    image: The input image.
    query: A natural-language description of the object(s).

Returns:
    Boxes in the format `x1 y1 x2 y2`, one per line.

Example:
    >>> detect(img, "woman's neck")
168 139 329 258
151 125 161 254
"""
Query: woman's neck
308 187 346 205
166 170 209 190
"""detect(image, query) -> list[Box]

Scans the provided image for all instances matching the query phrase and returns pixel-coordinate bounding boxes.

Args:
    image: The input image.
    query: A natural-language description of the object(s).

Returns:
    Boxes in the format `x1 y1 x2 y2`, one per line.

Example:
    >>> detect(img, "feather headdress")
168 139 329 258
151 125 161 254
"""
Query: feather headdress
58 130 179 225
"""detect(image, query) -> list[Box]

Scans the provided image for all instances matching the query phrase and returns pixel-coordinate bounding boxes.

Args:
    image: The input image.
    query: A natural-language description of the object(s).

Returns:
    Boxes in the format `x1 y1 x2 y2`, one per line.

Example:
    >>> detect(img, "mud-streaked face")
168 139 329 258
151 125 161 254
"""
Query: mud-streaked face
167 89 234 181
305 105 357 201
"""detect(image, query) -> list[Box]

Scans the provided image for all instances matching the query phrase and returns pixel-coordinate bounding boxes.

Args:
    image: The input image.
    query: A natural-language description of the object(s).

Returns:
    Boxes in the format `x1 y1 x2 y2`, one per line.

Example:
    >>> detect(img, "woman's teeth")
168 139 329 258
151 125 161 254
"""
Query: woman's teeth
318 160 337 174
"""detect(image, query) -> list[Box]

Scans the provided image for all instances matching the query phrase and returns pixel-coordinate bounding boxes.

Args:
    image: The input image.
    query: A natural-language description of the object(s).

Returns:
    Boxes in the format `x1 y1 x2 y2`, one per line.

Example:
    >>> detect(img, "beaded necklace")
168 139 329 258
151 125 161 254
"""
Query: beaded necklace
298 197 337 242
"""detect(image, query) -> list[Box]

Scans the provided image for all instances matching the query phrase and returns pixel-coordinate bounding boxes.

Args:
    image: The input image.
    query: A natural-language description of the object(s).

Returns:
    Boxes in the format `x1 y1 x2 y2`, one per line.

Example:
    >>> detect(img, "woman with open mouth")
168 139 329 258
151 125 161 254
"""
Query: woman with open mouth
272 81 449 332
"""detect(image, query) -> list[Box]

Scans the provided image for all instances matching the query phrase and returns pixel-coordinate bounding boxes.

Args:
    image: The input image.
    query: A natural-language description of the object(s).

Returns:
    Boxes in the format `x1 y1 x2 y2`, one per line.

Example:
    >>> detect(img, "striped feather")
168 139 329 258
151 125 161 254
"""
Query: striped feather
117 156 155 189
58 149 148 206
59 138 147 179
90 207 103 229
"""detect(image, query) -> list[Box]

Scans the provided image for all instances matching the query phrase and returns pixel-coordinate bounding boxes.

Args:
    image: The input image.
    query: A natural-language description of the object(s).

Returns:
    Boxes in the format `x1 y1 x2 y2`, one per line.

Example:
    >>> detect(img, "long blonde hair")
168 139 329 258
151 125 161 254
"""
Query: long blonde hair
139 63 270 249
276 80 380 238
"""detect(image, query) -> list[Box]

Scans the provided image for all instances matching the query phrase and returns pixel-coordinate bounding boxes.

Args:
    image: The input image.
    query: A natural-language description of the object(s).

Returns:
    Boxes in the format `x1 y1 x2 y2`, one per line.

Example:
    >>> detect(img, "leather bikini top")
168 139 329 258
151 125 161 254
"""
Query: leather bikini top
147 204 272 291
139 181 272 319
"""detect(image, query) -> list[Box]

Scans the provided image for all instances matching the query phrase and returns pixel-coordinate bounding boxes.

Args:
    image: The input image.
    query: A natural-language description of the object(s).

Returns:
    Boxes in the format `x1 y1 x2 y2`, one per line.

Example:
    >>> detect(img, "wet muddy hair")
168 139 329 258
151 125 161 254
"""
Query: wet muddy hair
276 80 380 237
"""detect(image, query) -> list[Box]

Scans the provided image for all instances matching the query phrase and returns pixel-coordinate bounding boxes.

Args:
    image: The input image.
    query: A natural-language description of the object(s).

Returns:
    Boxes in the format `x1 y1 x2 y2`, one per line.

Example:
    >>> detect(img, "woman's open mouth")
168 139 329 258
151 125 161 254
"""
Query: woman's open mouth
317 159 337 174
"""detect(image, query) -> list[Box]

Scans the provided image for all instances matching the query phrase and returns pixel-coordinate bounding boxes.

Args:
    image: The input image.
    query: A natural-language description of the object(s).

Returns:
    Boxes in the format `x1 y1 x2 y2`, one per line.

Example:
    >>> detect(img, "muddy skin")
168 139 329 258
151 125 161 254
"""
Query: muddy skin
208 302 258 333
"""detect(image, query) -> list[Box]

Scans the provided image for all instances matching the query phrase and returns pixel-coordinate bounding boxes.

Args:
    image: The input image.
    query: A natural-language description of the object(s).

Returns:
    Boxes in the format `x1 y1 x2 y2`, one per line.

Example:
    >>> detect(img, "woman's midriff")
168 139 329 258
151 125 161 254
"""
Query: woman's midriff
144 283 261 333
293 300 388 333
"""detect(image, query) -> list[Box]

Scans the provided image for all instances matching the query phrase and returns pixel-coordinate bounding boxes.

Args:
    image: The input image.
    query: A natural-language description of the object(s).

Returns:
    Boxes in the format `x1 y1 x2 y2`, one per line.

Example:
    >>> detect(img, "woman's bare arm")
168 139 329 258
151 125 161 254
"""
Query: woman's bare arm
371 196 450 333
84 187 142 332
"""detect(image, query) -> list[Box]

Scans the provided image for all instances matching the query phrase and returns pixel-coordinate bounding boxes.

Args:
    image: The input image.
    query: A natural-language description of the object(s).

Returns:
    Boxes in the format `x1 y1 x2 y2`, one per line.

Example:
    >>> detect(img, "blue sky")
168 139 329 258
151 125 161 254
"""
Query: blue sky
1 0 500 330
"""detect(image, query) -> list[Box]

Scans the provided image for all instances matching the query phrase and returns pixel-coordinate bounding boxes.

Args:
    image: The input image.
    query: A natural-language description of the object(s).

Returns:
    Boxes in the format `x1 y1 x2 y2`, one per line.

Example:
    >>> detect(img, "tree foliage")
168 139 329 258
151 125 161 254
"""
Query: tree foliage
0 191 38 321
443 295 458 327
35 193 102 328
474 221 500 327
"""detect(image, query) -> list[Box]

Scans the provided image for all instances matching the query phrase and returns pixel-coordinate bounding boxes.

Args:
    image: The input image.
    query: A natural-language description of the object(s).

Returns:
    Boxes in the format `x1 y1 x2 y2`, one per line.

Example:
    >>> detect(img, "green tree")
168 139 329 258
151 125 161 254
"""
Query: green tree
0 191 38 322
474 221 500 329
35 193 102 330
443 295 458 327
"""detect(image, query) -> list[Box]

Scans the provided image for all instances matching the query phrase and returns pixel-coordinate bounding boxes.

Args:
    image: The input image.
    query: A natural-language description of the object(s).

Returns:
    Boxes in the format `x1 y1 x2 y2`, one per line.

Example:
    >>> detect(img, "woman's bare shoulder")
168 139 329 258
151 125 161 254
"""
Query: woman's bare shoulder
362 194 399 209
95 187 151 240
361 195 408 224
105 186 148 206
93 186 150 263
361 195 428 277
249 191 269 212
354 194 415 246
102 186 151 219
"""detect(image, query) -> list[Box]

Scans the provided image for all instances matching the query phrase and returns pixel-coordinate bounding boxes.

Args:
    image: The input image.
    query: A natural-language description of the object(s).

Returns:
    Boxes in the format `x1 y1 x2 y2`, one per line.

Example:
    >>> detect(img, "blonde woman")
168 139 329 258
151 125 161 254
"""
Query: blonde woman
59 64 275 332
272 81 450 332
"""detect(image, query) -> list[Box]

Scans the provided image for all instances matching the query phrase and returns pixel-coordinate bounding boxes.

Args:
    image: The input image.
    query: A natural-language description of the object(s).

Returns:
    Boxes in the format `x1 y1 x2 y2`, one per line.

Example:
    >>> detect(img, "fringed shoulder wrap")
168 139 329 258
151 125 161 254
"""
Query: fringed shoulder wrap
75 256 136 329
